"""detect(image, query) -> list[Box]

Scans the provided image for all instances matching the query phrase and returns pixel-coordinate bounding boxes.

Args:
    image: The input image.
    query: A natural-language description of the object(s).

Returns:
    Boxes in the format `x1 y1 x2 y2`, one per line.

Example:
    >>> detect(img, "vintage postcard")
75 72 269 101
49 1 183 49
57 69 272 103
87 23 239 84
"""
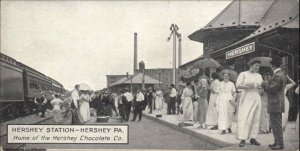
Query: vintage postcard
0 0 299 150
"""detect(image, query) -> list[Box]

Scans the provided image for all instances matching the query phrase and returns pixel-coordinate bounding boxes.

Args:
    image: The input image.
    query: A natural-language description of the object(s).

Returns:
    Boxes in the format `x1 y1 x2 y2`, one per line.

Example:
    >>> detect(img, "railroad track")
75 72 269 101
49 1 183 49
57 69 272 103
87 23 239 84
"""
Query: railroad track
1 111 72 150
0 117 53 150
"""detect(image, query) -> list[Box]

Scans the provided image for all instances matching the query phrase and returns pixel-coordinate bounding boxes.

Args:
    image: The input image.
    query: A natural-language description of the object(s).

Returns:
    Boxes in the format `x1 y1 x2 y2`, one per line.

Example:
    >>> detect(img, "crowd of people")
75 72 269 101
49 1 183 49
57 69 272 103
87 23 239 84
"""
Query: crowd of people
31 56 298 150
172 57 299 150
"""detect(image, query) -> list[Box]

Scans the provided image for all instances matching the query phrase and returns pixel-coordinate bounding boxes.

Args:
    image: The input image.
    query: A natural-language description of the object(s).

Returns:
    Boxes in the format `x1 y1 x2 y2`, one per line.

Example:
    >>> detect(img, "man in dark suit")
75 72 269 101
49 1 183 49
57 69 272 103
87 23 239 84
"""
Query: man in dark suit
262 57 287 150
34 93 47 118
146 87 154 114
101 91 112 116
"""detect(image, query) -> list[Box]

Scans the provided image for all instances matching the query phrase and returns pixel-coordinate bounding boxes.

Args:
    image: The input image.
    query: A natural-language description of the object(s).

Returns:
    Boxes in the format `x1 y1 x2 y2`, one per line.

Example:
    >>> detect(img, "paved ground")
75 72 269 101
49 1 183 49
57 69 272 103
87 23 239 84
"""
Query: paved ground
143 103 300 151
3 102 298 151
19 113 218 150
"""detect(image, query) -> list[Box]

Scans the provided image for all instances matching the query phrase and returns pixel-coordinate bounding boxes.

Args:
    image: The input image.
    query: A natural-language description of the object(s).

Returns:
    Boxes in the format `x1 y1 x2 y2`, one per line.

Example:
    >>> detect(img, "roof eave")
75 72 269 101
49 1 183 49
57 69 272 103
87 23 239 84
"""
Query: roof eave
188 26 259 43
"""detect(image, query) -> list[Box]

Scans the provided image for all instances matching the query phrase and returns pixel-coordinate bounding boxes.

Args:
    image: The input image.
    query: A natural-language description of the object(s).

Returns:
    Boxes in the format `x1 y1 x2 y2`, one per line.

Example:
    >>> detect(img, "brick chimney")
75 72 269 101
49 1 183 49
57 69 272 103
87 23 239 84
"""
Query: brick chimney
134 33 138 72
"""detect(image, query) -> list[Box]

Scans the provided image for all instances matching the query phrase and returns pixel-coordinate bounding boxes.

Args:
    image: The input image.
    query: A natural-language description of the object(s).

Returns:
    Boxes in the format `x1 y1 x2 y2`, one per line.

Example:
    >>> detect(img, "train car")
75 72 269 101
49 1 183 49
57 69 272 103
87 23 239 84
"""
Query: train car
0 53 64 120
18 62 53 100
18 62 53 112
0 53 25 118
49 77 63 94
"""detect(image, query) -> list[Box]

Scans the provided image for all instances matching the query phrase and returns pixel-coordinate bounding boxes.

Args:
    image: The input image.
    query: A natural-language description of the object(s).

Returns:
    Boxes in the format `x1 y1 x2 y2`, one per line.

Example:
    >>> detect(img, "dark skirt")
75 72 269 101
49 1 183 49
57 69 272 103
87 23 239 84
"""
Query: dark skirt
72 109 84 124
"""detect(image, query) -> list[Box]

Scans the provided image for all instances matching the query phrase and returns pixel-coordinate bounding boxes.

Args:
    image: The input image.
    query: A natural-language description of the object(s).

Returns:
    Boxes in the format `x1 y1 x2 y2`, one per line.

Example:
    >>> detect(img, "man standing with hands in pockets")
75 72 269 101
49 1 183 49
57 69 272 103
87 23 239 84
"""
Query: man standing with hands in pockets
262 57 287 150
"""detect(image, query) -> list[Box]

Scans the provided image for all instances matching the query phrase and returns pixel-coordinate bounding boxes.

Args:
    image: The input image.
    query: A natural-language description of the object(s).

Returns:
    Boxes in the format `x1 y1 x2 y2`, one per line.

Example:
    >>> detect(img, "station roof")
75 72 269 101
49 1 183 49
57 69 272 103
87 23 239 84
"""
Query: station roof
245 0 299 39
211 0 299 55
202 0 275 30
189 0 299 42
109 72 161 87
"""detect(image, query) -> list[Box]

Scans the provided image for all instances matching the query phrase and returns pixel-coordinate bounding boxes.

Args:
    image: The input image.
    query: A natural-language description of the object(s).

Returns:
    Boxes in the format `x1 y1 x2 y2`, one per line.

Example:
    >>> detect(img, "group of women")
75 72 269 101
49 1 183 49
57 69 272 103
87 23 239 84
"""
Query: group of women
48 89 94 124
179 59 298 147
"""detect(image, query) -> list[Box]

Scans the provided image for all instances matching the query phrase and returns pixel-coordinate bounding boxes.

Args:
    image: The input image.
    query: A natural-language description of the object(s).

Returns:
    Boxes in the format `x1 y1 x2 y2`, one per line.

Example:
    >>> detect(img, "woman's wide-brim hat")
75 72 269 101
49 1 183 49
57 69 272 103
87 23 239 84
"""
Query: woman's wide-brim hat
248 57 272 67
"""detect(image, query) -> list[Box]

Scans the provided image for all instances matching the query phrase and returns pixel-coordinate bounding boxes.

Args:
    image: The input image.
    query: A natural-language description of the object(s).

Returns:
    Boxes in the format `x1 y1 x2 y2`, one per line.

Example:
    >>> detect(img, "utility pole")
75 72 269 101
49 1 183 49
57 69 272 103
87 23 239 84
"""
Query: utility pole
158 72 161 88
167 24 180 86
142 69 145 90
178 33 182 66
130 75 133 93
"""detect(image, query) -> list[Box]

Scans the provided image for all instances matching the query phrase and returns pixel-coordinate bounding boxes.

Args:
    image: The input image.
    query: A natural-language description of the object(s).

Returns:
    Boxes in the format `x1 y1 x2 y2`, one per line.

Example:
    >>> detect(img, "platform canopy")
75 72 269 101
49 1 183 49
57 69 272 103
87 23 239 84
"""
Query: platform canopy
179 55 204 70
109 72 161 87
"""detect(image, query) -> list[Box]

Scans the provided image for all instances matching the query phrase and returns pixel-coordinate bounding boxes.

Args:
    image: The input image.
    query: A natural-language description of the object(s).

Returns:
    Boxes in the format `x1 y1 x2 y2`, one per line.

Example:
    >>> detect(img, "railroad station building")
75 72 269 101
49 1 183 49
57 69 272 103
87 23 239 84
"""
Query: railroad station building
184 0 299 120
187 0 299 78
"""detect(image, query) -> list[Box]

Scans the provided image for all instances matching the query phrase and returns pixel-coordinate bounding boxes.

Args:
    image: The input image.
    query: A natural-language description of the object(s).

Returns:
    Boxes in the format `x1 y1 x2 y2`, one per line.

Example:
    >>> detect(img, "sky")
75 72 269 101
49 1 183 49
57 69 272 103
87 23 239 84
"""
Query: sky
1 0 231 90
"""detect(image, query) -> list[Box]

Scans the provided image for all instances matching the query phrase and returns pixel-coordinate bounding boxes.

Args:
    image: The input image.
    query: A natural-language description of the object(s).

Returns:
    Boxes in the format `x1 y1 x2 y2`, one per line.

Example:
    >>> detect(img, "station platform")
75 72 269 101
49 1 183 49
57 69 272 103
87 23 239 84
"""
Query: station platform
143 106 299 151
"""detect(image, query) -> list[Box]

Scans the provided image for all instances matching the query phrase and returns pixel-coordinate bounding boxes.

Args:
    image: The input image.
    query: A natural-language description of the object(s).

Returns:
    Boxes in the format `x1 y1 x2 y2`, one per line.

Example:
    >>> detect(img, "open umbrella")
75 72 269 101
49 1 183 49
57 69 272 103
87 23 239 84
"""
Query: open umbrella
218 69 238 82
180 68 202 82
248 57 272 68
79 83 91 91
190 58 221 69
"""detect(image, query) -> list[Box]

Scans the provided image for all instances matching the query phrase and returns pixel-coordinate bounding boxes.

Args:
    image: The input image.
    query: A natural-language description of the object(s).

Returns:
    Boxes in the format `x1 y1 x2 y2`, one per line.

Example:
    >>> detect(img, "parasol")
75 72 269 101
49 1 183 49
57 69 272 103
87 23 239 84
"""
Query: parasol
248 57 272 68
218 69 238 82
190 58 221 69
180 68 202 82
79 83 91 91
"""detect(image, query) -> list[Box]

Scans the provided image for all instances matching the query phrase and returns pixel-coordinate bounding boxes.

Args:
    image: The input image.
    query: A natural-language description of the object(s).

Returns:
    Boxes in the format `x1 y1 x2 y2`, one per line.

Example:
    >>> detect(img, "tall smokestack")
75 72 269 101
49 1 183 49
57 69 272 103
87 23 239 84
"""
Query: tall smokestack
178 33 182 66
134 33 138 72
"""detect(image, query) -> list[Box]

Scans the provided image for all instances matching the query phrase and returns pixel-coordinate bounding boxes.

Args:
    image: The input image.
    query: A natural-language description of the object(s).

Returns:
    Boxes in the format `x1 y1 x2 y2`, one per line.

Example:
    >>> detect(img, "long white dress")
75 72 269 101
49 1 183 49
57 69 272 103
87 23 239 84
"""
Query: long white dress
155 90 163 110
206 79 220 126
79 94 91 122
236 71 263 140
216 81 236 131
180 87 194 123
282 83 295 130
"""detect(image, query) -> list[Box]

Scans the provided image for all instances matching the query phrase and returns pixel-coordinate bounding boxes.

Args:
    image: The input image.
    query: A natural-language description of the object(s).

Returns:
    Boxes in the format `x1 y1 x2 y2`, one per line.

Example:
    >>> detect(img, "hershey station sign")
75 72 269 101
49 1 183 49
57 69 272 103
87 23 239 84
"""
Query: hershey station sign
226 42 255 59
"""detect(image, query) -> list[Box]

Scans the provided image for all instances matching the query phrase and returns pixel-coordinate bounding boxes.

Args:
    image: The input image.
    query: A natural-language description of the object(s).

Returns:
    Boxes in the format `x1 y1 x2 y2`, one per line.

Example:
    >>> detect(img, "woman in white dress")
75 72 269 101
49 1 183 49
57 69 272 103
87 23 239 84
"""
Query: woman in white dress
155 88 163 111
216 73 236 135
206 73 221 130
179 82 194 125
236 59 263 147
282 75 296 131
51 94 64 124
79 91 91 123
